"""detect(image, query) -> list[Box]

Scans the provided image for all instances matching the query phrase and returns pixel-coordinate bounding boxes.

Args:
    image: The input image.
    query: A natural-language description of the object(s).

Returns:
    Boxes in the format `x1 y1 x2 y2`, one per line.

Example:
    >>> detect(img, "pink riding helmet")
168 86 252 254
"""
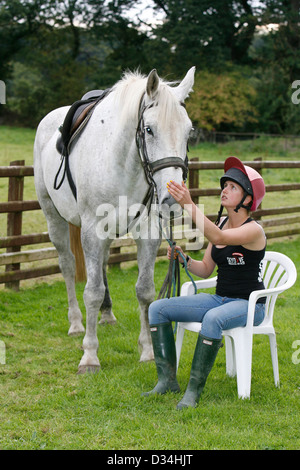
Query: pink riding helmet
223 156 266 211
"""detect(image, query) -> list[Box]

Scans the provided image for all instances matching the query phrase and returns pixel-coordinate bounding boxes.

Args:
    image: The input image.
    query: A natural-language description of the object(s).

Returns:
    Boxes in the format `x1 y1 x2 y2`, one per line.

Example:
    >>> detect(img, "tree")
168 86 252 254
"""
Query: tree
249 0 300 133
0 0 138 80
94 18 153 86
150 0 259 73
1 0 299 133
187 68 257 131
0 0 144 125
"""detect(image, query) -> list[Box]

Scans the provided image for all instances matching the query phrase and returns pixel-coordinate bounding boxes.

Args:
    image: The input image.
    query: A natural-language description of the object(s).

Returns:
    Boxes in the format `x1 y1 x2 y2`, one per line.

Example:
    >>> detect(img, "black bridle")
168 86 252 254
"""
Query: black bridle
134 95 195 301
135 95 189 213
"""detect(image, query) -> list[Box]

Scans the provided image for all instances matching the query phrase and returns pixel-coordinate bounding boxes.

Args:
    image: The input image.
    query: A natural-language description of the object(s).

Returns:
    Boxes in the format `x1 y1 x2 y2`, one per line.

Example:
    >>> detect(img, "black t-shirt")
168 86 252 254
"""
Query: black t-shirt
211 217 266 303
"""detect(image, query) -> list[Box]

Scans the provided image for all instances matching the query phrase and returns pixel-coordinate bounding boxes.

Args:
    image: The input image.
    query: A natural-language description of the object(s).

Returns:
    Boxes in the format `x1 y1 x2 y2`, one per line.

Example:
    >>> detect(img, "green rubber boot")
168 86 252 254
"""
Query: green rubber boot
177 334 222 410
142 322 180 396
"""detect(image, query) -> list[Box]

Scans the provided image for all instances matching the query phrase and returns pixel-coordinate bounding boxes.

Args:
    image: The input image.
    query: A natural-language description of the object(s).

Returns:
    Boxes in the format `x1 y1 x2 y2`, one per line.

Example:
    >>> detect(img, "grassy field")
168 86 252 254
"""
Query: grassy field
0 126 300 450
0 235 299 450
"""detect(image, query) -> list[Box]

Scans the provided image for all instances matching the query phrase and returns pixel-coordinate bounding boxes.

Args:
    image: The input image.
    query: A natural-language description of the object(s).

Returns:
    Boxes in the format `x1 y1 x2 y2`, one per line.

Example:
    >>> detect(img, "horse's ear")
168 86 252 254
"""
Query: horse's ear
174 66 196 102
146 69 160 99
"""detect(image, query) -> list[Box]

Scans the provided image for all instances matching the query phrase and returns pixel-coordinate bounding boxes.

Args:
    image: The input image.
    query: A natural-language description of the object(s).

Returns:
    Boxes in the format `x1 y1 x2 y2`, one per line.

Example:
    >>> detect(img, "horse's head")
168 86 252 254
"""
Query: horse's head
137 67 195 219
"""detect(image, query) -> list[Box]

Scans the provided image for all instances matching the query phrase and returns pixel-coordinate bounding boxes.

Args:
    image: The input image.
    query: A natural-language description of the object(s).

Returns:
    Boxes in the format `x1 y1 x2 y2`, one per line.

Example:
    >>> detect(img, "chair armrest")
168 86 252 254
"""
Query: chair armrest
180 276 217 296
246 284 288 328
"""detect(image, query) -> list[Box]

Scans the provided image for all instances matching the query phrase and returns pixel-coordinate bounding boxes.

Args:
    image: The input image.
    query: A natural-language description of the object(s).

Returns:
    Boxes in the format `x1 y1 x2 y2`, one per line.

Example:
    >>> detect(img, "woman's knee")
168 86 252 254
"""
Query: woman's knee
201 308 223 339
201 299 250 338
148 298 170 325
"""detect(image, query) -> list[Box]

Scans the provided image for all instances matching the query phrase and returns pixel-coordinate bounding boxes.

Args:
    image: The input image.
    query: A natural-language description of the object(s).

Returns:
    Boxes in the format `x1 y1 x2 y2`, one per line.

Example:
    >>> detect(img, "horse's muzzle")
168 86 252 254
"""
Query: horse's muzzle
160 194 183 219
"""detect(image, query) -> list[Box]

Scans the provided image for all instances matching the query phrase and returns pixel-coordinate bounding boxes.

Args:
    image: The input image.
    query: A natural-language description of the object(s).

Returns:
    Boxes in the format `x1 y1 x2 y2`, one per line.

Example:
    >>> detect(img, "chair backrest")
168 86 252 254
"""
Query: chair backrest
259 251 297 326
180 250 297 327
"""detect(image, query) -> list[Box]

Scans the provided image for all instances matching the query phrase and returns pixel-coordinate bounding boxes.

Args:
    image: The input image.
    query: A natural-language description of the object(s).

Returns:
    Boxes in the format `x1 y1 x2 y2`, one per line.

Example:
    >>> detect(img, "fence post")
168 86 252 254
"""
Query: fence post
188 157 199 234
5 160 25 290
69 224 86 282
110 244 121 269
254 157 263 219
189 157 199 206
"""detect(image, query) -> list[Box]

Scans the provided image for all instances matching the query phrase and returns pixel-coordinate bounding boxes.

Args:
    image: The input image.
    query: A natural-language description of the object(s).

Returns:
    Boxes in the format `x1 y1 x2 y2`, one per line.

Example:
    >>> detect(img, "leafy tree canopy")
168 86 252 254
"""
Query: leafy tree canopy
0 0 299 133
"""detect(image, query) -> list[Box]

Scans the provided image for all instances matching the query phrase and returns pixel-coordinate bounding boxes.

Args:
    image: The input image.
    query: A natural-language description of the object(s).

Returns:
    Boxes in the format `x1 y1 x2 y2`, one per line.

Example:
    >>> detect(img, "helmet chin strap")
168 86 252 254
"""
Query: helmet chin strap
234 193 251 213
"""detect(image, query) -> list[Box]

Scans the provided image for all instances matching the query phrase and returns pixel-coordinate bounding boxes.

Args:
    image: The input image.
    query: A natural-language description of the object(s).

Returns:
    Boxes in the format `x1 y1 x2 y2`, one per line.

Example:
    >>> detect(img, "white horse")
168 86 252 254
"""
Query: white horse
34 67 195 373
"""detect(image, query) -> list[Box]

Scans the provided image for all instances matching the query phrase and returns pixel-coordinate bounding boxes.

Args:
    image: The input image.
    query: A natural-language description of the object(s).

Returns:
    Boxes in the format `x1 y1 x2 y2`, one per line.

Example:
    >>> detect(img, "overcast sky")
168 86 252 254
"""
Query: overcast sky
126 1 165 28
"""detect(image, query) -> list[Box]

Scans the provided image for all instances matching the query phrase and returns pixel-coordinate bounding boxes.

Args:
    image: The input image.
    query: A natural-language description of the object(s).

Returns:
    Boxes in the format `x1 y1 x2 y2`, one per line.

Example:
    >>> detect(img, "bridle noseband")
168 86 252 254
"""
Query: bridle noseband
135 95 189 211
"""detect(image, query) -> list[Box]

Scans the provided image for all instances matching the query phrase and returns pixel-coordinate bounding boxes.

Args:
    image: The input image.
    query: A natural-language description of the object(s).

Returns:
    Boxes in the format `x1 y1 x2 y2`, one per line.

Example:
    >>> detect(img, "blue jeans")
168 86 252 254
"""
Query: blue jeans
148 293 265 340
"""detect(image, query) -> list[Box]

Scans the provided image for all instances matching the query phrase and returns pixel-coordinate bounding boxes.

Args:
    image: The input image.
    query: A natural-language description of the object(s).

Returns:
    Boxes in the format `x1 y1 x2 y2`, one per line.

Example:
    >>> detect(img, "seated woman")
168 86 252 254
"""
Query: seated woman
143 156 266 409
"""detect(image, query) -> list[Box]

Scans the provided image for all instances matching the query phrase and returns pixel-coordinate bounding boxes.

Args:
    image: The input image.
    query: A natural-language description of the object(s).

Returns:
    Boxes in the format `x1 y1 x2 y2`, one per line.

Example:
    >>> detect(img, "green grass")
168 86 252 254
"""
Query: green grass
0 236 299 450
0 126 300 449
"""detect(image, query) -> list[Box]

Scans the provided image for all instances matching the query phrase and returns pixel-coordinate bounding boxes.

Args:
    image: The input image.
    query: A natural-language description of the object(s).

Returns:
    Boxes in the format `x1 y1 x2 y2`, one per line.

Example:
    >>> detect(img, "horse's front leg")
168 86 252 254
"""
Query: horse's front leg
77 228 109 374
135 235 161 362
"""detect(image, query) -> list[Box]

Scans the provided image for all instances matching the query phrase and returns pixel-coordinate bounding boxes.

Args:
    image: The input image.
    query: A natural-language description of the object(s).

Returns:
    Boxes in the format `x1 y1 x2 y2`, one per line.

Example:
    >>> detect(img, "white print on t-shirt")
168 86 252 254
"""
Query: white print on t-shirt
258 260 264 282
227 252 245 265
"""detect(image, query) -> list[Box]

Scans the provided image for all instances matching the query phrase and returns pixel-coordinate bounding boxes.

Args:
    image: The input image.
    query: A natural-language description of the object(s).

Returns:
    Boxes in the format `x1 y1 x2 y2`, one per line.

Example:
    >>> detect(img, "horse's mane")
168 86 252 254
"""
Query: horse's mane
112 71 182 130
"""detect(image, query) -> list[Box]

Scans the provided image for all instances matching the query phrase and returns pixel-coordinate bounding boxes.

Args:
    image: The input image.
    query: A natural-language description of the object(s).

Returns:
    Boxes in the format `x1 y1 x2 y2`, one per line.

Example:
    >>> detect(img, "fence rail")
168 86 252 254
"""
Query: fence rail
1 159 300 289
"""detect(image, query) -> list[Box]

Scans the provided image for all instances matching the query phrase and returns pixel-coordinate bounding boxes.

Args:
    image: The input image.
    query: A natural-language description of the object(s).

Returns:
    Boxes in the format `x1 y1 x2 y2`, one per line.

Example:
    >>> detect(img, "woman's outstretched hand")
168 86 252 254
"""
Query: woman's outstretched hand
167 180 193 208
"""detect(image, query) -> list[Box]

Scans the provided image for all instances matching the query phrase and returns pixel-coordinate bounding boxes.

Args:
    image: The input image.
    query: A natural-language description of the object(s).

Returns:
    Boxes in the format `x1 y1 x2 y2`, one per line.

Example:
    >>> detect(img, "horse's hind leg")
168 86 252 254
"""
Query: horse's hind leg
38 196 85 336
99 264 117 325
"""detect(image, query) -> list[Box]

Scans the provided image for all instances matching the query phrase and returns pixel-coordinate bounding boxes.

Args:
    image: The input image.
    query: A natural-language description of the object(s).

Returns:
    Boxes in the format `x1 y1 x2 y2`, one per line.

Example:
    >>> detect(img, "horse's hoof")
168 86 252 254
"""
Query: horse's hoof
68 324 85 336
139 350 154 362
77 364 101 374
99 310 117 325
99 318 117 325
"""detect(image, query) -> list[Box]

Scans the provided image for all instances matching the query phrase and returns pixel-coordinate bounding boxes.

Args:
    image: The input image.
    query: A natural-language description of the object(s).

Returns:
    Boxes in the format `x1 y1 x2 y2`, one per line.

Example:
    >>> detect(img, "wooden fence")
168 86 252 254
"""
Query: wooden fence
1 159 300 289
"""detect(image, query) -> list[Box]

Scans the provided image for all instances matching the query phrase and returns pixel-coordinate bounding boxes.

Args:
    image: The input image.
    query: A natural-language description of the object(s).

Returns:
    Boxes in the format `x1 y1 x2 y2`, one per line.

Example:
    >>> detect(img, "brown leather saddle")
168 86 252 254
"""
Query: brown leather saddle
54 88 111 199
56 88 111 157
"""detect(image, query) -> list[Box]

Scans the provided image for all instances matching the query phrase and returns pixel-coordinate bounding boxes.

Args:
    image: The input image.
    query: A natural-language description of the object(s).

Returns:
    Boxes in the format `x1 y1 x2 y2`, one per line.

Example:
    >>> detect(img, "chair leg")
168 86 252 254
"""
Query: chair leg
269 333 280 387
225 336 236 377
232 333 253 399
175 325 185 371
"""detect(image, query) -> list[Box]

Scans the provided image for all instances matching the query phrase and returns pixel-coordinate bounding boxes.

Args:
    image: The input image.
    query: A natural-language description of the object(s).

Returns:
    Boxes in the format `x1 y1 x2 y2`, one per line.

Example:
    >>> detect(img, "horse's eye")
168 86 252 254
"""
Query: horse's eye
145 127 153 135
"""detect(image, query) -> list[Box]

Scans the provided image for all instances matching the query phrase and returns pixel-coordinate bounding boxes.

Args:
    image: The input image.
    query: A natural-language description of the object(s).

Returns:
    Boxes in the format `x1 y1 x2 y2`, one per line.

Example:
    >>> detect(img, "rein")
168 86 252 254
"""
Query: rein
157 218 197 300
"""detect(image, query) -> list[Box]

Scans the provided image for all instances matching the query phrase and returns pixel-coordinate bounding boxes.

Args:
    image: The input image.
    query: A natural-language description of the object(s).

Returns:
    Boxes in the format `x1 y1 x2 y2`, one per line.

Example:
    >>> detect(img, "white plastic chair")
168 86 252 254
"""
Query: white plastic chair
175 251 297 399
